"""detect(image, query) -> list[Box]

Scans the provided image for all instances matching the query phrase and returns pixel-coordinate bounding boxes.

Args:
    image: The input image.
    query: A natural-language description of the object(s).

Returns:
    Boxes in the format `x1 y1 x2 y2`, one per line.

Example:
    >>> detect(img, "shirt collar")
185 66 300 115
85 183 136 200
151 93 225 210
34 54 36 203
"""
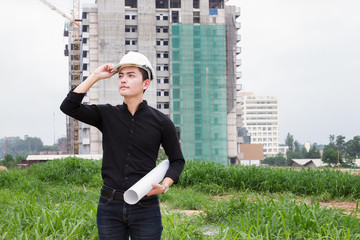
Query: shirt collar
122 100 148 113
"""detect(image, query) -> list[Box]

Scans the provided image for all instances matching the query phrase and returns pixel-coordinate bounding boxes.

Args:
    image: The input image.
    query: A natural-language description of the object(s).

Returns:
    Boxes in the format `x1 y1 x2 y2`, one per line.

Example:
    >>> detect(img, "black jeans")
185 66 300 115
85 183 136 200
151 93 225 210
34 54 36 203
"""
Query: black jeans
96 186 162 240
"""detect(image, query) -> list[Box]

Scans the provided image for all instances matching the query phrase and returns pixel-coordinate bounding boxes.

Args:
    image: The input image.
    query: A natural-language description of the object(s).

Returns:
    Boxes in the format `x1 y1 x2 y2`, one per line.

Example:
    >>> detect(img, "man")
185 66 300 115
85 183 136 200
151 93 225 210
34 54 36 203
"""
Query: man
60 51 185 239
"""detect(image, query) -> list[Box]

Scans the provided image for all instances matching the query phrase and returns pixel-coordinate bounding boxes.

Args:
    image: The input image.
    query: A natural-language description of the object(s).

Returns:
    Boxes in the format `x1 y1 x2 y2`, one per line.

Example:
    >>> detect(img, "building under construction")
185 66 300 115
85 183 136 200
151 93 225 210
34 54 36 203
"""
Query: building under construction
64 0 241 164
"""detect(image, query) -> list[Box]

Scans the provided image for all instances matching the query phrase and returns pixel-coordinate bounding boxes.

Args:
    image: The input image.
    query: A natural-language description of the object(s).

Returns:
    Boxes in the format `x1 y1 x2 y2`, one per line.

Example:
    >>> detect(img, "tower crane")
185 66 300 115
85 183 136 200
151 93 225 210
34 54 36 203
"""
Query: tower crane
39 0 82 155
39 0 73 22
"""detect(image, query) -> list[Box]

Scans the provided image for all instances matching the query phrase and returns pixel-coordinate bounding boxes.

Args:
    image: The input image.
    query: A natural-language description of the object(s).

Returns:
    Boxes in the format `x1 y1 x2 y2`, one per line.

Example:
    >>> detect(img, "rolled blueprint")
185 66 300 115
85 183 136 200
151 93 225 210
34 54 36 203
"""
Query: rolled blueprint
124 160 169 205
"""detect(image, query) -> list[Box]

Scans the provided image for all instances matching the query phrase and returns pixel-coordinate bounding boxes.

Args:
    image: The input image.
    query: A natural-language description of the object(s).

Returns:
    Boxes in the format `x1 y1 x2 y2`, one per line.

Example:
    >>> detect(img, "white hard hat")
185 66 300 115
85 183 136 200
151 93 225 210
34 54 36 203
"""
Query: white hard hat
113 51 154 80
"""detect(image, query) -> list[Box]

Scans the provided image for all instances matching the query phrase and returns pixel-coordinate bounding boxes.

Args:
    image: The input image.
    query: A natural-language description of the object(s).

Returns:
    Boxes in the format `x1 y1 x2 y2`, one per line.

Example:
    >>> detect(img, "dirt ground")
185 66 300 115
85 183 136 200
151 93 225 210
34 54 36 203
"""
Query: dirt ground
316 201 360 216
338 168 360 175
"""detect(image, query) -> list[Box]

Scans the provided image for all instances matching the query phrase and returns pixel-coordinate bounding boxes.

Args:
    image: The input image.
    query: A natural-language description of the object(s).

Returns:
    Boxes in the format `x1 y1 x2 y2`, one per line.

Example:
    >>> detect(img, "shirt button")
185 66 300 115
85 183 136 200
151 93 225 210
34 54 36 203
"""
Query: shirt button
126 164 129 167
127 152 131 156
131 118 135 122
125 177 128 180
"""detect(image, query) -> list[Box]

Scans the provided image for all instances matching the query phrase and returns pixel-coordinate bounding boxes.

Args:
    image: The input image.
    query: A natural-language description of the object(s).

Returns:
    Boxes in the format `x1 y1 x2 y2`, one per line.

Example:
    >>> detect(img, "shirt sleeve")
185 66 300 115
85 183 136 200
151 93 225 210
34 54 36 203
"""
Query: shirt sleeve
60 90 103 130
161 118 185 184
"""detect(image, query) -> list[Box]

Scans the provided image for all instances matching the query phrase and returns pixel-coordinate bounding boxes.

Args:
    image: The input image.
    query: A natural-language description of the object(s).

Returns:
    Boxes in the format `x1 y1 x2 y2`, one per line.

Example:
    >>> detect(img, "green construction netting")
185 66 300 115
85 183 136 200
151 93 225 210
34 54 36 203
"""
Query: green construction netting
171 23 228 165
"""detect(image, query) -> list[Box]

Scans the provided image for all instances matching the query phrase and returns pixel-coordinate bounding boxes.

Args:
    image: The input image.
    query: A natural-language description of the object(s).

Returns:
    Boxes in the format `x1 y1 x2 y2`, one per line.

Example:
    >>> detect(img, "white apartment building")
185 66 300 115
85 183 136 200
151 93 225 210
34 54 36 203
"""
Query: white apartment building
238 92 280 158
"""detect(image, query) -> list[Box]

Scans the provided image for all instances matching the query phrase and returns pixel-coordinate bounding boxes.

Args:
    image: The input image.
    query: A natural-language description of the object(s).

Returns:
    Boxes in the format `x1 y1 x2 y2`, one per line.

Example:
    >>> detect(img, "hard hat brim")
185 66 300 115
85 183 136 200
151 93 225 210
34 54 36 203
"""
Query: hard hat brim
113 63 154 80
113 63 142 72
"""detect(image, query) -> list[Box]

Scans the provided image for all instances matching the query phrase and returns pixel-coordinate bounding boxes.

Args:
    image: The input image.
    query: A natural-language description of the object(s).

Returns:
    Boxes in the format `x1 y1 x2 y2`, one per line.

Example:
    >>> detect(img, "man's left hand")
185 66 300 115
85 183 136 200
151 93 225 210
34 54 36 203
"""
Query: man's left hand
146 183 166 196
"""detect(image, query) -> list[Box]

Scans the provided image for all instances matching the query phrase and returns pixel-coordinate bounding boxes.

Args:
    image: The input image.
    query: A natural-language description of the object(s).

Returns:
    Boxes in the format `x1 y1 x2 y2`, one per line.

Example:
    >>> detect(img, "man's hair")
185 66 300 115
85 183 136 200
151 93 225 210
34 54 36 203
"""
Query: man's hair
139 68 149 81
138 68 149 93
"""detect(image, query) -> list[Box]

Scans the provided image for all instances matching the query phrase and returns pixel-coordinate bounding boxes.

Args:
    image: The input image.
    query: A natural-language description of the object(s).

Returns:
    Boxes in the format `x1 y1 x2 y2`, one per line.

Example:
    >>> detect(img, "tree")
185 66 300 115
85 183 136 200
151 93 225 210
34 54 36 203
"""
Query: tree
294 140 301 153
345 136 360 158
284 133 307 164
324 135 336 152
336 135 346 155
322 149 342 167
285 133 294 152
1 154 22 169
263 153 287 166
329 135 335 144
336 135 346 147
306 145 321 159
0 136 43 159
301 146 307 158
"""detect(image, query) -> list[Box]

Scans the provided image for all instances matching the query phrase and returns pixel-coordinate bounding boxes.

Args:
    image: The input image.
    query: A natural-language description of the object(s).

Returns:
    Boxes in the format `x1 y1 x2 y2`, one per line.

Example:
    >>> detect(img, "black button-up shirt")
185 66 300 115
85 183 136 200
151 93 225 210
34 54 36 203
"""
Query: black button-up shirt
60 91 185 190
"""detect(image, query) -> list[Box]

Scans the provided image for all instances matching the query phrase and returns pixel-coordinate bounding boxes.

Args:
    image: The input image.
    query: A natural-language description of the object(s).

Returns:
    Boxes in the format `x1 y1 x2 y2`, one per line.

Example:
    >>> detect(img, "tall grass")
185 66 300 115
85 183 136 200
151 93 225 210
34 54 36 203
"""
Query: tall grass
0 157 102 190
178 160 360 199
160 189 360 239
29 157 102 186
202 194 360 239
0 157 101 239
1 158 360 239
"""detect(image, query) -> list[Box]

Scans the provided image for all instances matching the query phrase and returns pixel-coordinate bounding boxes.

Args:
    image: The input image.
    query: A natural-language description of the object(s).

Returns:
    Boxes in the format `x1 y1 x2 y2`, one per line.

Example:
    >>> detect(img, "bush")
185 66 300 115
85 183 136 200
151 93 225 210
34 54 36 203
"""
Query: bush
0 169 24 188
1 154 22 169
28 157 102 186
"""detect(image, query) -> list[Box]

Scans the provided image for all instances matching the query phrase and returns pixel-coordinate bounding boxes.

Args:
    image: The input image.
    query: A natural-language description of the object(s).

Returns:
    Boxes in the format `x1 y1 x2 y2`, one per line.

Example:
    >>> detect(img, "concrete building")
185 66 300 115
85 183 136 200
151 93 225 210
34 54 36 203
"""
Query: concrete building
237 92 280 158
64 0 241 164
237 144 264 166
278 144 288 156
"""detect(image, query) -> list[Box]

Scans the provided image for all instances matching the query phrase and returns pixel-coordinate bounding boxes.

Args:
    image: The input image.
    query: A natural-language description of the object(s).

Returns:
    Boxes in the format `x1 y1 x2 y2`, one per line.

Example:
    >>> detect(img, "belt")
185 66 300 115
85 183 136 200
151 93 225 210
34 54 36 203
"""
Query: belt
101 188 156 201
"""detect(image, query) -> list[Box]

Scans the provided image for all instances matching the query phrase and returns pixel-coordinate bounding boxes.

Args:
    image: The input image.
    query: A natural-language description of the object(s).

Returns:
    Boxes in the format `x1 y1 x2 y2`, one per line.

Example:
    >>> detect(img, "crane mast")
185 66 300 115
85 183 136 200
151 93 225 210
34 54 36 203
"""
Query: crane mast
70 0 81 154
40 0 82 154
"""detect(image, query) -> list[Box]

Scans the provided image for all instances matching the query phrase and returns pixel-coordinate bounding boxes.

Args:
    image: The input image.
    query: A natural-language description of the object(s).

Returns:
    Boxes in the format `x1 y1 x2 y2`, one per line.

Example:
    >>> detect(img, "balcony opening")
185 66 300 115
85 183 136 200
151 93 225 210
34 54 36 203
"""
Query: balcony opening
193 11 200 23
156 0 168 8
170 0 181 8
82 25 89 32
125 0 137 8
172 11 179 23
209 0 224 9
193 0 199 8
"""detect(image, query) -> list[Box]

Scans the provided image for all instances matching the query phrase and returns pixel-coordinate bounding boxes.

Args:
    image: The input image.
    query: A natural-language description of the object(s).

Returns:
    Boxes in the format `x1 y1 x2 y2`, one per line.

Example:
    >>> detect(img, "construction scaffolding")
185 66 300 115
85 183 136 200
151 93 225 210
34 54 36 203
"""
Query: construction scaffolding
171 23 228 164
40 0 82 154
67 0 82 154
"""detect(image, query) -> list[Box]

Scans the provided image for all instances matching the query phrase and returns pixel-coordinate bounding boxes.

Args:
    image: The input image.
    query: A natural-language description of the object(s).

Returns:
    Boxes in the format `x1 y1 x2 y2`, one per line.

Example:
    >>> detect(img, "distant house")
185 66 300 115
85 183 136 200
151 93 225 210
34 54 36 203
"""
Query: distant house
290 159 327 168
290 159 360 168
19 154 102 168
26 154 102 161
352 159 360 167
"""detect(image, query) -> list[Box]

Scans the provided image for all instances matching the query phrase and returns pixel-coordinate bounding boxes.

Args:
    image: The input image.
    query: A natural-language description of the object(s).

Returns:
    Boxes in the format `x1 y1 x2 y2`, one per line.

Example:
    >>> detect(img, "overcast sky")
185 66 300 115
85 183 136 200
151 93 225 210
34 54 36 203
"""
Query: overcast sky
0 0 359 145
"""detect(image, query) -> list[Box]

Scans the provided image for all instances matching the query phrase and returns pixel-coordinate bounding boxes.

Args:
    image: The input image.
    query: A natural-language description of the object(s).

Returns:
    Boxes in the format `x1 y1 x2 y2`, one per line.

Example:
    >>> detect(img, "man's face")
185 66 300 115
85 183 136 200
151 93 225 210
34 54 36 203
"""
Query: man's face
118 66 150 98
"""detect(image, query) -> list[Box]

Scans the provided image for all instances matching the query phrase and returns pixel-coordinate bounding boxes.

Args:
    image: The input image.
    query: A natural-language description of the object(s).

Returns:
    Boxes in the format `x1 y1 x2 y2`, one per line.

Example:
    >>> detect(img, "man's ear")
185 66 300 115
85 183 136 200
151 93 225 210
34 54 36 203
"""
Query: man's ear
143 79 151 90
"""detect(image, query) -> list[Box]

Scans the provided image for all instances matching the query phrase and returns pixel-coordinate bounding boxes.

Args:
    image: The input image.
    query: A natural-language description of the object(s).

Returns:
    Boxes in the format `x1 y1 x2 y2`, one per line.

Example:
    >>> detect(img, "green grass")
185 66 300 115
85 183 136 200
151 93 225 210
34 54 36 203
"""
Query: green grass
201 194 360 239
160 190 360 239
179 160 360 200
1 158 360 239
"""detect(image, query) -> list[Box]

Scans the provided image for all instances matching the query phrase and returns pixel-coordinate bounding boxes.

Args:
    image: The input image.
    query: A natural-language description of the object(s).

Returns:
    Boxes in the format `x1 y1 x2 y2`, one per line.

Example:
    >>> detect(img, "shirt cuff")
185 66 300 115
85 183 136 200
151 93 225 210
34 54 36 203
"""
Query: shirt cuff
67 89 86 102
